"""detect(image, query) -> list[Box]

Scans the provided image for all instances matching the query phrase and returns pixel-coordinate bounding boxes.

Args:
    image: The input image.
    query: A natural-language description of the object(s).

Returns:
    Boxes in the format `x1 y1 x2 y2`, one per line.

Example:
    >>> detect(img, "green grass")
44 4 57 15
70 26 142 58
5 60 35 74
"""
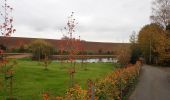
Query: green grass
0 58 115 100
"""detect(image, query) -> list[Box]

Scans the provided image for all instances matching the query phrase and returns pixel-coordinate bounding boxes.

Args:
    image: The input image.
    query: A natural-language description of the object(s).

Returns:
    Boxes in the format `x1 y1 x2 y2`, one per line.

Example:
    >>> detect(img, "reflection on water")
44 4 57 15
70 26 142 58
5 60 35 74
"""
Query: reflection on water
55 58 118 63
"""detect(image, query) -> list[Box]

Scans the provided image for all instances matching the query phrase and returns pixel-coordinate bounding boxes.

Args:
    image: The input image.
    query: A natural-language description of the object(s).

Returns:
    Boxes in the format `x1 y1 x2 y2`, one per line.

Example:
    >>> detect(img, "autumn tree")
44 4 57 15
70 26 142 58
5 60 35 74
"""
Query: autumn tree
64 12 80 87
0 0 16 99
148 0 170 65
138 23 167 64
117 46 131 67
29 39 54 61
79 38 87 69
58 37 66 66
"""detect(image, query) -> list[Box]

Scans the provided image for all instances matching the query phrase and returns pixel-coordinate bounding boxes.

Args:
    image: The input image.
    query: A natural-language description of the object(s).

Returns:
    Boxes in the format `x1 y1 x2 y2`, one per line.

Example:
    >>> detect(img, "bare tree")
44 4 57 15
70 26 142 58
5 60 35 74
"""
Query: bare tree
150 0 170 29
0 0 16 36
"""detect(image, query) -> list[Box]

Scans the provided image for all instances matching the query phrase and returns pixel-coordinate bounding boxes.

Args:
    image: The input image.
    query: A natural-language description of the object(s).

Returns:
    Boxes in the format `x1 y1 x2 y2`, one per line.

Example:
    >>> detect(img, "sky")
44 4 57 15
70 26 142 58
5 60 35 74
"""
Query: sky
1 0 152 42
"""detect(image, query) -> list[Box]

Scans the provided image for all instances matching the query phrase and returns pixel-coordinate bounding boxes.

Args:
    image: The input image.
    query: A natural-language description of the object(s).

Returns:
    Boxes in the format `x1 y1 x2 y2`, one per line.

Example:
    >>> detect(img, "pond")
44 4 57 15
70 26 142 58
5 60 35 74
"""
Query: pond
54 58 118 63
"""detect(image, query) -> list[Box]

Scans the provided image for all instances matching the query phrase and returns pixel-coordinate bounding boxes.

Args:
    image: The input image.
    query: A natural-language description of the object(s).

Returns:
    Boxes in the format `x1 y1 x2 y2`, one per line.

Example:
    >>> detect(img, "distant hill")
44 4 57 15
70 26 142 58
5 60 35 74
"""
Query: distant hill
0 36 130 53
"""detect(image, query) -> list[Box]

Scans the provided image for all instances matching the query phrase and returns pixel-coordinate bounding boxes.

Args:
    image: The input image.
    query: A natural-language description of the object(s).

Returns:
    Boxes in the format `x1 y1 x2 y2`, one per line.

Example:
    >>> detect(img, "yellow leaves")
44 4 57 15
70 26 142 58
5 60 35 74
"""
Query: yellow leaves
59 85 89 100
138 23 168 63
95 62 141 99
117 46 131 66
42 85 88 100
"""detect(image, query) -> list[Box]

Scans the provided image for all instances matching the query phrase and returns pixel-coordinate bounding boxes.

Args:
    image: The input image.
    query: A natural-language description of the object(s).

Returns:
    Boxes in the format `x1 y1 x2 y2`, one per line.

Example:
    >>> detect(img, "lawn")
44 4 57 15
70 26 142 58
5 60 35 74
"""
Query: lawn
0 58 115 100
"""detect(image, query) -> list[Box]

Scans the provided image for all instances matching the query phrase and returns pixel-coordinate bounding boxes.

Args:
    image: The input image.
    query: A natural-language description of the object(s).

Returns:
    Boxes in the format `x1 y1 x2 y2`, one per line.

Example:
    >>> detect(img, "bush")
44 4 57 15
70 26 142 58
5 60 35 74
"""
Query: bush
95 62 141 100
43 85 90 100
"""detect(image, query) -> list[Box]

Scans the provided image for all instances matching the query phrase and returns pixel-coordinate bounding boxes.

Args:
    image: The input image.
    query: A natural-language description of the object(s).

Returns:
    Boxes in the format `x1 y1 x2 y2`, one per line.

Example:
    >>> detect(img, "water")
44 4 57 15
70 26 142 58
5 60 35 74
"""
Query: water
54 58 118 63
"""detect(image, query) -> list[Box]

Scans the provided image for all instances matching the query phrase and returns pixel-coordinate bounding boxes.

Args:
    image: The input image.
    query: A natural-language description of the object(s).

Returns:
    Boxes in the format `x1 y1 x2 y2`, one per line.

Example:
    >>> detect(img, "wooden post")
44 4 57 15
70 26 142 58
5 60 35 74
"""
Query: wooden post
91 83 95 100
87 80 95 100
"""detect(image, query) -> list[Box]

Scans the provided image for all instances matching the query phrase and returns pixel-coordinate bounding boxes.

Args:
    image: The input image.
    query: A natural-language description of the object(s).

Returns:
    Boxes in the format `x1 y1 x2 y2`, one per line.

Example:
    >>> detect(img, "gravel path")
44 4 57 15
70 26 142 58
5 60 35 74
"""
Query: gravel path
129 65 170 100
7 54 32 59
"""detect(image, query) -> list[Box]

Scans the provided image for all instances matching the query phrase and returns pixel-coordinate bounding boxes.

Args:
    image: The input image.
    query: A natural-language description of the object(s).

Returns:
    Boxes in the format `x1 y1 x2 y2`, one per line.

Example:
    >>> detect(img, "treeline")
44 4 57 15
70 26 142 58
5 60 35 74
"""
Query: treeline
0 40 117 56
0 39 117 60
130 0 170 65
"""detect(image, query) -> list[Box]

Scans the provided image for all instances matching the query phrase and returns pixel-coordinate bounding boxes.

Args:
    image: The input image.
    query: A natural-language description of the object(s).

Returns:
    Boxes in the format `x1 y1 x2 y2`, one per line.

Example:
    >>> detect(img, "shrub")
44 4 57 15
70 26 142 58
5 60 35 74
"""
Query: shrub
43 85 90 100
95 62 141 100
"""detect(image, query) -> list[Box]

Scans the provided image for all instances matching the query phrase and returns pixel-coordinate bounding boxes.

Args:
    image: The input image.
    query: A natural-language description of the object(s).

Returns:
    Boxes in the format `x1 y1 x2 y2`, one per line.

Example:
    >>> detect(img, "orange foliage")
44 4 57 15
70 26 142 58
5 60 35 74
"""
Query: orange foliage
95 61 141 99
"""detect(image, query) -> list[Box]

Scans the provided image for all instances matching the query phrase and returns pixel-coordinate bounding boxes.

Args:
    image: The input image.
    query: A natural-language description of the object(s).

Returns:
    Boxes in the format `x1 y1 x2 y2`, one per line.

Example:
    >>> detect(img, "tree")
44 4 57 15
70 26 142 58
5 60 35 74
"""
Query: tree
167 23 170 31
77 37 87 69
138 24 166 64
150 0 170 29
150 0 170 65
129 31 137 44
63 12 79 87
18 45 28 53
0 0 16 99
166 22 170 36
0 0 16 36
117 46 131 67
42 53 52 70
98 49 103 55
129 31 142 64
0 44 7 51
29 39 54 61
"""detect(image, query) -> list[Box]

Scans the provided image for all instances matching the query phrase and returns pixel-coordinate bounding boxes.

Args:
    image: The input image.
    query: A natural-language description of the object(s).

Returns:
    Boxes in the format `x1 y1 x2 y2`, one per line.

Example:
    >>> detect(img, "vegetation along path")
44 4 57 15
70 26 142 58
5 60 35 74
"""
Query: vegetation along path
129 65 170 100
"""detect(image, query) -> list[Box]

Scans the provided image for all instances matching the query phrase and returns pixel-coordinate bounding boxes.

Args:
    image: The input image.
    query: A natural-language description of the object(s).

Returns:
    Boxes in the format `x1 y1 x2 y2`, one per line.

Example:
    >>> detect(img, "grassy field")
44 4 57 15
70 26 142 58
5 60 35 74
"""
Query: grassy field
0 58 115 100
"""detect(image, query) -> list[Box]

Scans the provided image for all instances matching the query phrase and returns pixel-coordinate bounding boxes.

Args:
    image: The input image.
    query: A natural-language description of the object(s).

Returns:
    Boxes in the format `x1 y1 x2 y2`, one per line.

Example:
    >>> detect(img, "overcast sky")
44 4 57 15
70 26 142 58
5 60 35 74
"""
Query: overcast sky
1 0 152 42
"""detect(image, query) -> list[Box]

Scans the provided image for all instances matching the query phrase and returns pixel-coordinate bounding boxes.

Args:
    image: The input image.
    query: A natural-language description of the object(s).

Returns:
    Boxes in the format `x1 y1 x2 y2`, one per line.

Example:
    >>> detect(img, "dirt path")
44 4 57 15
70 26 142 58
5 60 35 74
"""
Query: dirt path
6 54 32 59
129 65 170 100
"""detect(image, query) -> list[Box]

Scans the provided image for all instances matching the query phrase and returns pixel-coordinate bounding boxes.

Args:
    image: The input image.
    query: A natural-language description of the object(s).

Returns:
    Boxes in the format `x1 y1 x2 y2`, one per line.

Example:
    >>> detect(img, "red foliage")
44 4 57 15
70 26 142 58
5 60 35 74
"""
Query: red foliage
42 92 50 100
0 0 15 37
0 49 4 54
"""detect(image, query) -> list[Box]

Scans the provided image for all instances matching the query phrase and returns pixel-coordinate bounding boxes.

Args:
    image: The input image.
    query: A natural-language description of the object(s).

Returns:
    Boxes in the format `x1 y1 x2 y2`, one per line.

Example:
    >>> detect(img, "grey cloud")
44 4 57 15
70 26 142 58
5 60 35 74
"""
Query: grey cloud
1 0 152 42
